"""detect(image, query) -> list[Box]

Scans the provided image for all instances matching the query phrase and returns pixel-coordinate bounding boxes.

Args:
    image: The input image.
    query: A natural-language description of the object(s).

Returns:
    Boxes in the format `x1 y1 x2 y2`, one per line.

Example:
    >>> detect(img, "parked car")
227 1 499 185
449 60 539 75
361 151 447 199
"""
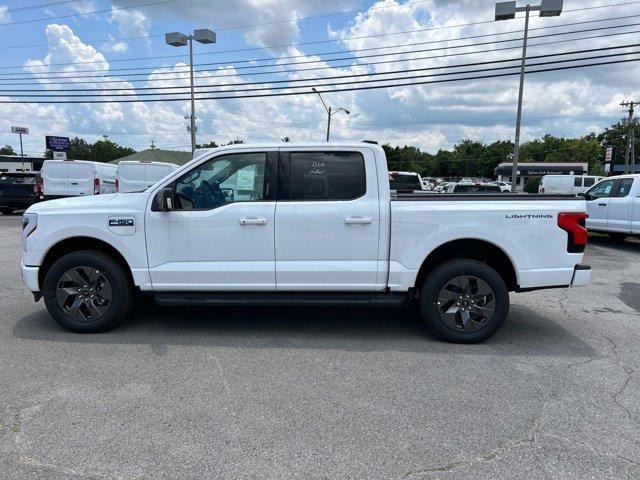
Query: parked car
434 182 454 193
446 182 503 194
0 172 42 214
193 148 214 159
582 174 640 241
22 142 590 343
491 181 512 192
116 161 179 193
389 171 424 191
538 175 603 195
41 160 117 200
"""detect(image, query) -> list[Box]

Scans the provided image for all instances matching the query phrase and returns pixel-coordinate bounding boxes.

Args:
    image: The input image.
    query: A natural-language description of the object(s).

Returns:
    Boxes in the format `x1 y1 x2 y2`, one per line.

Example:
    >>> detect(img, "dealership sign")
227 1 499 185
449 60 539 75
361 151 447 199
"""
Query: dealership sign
46 136 71 151
11 126 29 134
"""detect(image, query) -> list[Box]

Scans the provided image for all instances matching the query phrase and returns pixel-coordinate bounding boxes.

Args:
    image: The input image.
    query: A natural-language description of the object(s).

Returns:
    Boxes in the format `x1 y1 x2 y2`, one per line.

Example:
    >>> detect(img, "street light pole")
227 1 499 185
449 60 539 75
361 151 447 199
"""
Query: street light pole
511 4 530 193
312 88 350 142
166 29 216 154
188 34 196 154
495 0 563 192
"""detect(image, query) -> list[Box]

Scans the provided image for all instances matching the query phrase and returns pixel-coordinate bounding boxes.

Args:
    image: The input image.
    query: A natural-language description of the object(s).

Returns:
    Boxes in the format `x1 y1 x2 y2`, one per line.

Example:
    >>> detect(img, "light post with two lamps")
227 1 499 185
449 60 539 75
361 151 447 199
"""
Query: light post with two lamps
495 0 563 192
165 29 216 153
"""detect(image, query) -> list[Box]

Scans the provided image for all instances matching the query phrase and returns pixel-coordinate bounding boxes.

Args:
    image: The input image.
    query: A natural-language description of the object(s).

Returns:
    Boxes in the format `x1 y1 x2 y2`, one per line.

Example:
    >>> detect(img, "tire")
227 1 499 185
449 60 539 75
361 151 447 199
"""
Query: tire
608 233 627 242
0 207 13 215
419 259 509 343
43 250 134 333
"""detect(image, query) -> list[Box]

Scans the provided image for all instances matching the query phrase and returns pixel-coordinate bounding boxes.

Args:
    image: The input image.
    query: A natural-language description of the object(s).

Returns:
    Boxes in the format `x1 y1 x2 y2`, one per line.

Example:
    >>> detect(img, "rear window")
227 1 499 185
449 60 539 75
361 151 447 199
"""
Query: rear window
0 174 38 185
286 152 366 201
389 174 421 191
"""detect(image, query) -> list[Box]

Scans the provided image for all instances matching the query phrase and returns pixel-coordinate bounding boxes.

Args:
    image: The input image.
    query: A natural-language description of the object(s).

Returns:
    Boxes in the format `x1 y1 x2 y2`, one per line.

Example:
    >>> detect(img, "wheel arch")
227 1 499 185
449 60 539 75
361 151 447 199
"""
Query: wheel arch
38 236 133 291
414 238 518 292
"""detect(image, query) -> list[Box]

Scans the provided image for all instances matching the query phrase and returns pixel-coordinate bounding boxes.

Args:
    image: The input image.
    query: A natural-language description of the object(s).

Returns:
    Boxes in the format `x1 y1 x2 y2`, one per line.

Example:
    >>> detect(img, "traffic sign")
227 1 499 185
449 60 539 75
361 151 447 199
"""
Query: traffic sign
46 136 70 151
11 126 29 134
53 151 68 160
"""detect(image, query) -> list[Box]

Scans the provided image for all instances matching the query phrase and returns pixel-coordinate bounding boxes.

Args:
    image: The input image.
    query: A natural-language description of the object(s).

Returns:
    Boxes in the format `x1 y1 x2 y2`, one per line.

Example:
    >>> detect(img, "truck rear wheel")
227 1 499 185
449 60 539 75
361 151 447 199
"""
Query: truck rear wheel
43 250 133 333
419 259 509 343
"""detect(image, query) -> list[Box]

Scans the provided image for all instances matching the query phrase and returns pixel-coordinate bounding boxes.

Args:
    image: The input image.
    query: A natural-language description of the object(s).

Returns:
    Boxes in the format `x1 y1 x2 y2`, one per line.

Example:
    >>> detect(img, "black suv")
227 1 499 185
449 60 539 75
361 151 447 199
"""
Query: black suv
0 172 42 215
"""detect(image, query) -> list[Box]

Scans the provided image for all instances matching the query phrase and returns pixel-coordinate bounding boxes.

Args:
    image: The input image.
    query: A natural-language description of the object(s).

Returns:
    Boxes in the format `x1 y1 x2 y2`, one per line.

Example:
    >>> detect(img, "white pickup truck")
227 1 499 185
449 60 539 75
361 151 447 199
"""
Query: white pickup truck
582 174 640 241
21 142 591 343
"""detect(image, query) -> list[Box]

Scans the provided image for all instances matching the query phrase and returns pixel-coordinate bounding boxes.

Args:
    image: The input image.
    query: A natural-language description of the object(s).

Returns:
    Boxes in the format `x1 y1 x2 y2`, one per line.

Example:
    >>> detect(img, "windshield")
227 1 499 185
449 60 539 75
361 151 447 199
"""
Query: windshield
389 174 421 190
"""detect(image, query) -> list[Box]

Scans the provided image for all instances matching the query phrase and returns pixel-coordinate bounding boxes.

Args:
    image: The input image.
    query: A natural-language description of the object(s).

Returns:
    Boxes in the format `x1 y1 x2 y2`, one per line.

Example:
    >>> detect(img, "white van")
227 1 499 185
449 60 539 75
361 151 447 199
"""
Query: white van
539 175 604 195
41 160 117 199
116 161 179 193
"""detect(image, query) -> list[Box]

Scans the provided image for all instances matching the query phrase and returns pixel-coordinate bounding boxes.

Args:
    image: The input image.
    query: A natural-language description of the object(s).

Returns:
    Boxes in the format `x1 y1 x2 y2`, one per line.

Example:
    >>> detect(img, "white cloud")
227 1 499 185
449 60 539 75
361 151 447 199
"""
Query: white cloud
0 4 11 23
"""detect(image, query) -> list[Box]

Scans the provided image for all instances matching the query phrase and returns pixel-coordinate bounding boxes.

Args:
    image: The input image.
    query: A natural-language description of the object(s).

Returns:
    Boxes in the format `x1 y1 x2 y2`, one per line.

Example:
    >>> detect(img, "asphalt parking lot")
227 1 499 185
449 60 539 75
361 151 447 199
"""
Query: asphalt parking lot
0 214 638 480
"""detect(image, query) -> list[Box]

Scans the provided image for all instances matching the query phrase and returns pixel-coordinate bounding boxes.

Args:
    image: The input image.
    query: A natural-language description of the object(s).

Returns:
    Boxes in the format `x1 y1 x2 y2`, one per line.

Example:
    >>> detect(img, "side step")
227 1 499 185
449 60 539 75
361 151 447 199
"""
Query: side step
154 291 410 307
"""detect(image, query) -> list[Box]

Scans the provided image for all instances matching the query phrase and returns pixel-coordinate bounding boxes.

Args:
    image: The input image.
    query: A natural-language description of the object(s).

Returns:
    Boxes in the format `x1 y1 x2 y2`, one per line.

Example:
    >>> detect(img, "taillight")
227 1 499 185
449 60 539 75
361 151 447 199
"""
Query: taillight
94 178 100 195
539 187 545 193
558 212 588 253
115 178 119 192
34 180 43 196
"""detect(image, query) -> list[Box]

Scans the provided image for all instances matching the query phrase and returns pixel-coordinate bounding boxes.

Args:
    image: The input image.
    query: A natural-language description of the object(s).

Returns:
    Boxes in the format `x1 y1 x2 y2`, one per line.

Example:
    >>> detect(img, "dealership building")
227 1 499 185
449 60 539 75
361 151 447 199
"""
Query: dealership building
494 162 589 189
0 155 45 173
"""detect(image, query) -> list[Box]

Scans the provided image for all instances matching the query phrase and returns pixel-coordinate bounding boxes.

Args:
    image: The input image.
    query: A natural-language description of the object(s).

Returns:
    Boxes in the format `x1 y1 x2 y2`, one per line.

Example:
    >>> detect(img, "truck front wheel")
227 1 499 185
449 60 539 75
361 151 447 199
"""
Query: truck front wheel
43 250 134 333
419 259 509 343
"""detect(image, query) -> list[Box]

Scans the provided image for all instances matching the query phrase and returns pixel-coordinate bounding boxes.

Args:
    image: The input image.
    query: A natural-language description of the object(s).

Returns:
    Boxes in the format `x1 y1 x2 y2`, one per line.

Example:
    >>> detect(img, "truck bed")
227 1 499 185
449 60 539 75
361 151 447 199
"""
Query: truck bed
393 193 580 201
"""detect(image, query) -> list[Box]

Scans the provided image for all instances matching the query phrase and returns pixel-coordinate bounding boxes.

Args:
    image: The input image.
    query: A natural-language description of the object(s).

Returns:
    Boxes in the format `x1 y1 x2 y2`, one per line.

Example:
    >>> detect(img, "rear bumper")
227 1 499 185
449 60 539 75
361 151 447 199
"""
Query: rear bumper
570 264 591 287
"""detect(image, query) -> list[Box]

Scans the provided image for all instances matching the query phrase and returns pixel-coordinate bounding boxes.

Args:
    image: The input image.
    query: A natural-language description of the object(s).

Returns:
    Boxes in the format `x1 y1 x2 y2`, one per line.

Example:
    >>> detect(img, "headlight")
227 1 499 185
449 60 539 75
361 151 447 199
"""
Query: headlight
22 213 37 250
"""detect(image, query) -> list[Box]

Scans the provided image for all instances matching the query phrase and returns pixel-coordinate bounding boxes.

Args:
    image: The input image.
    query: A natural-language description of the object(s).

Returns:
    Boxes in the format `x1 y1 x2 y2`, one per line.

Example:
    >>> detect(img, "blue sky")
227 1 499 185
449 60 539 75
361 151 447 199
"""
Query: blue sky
0 0 639 156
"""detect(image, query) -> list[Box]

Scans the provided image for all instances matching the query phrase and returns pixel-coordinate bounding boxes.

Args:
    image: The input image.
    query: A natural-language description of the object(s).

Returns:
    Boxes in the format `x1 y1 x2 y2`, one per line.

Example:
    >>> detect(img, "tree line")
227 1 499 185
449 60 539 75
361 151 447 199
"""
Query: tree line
0 119 636 177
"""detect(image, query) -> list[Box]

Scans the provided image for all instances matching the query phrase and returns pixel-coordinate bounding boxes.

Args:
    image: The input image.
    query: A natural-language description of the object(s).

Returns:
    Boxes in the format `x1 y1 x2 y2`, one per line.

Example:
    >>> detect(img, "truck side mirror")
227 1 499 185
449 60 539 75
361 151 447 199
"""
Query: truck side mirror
577 192 586 198
154 187 174 211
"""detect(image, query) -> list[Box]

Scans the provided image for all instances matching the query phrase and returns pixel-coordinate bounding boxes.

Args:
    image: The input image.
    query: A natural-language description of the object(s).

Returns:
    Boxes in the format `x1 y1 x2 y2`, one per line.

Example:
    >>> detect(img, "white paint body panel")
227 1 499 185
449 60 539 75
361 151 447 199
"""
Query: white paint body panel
21 142 589 296
585 175 640 235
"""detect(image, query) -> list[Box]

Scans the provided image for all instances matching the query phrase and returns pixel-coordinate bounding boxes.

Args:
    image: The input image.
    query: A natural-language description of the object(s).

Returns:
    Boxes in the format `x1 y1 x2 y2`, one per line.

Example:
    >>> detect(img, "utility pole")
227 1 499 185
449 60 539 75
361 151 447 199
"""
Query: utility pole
621 100 637 174
150 139 156 150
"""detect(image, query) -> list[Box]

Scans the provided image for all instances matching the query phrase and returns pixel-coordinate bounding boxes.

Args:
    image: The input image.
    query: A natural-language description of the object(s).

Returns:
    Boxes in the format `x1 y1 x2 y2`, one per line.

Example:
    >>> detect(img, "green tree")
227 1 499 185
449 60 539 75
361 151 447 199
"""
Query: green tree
68 137 92 160
0 145 15 155
524 176 542 193
89 139 135 163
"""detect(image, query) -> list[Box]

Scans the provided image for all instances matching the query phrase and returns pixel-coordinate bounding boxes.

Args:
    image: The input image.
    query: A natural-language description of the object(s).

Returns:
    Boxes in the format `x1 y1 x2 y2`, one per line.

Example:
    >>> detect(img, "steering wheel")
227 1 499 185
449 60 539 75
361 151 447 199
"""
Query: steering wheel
200 179 224 208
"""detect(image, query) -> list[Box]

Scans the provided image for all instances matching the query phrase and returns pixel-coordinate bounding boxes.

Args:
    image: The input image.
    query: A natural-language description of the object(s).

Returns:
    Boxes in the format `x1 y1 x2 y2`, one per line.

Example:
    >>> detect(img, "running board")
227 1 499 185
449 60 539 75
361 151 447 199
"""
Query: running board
154 291 409 307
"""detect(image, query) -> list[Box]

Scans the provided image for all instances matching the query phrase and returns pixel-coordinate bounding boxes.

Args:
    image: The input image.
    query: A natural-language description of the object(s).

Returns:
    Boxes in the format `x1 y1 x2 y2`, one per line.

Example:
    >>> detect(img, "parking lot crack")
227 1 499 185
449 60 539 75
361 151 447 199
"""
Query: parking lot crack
406 396 550 477
602 335 639 428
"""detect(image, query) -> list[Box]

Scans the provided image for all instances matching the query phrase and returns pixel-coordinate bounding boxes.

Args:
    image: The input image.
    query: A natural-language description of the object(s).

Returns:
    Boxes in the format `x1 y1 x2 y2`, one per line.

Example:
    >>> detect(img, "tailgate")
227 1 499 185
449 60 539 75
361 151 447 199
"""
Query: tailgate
68 163 94 196
0 174 37 197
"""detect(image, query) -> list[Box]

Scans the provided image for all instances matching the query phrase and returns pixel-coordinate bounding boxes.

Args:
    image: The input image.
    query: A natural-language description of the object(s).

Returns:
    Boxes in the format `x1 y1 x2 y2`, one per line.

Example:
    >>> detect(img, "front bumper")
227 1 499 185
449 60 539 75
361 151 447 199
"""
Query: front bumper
21 262 40 293
570 265 591 287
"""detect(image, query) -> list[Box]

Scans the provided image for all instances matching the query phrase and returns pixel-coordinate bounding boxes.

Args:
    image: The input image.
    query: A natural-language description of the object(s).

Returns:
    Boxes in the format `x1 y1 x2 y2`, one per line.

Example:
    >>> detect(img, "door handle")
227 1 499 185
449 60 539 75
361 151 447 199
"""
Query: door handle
344 216 372 225
70 182 79 185
239 217 267 225
598 203 607 207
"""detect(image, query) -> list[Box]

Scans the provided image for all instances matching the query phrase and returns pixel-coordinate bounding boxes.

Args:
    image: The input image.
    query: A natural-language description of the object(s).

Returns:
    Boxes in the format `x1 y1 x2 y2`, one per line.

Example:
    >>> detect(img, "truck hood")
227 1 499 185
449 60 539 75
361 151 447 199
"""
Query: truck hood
26 193 147 214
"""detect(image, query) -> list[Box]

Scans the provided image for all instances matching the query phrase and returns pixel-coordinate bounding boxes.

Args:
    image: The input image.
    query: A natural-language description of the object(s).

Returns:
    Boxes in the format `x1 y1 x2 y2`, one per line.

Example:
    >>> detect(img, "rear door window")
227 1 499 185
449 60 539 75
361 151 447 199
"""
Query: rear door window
583 177 596 188
389 174 421 191
574 177 583 187
615 178 635 197
281 151 366 200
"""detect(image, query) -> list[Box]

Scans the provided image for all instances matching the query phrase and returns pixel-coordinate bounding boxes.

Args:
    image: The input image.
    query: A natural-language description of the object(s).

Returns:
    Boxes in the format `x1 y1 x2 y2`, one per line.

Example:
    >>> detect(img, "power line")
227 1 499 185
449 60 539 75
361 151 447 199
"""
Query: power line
9 21 640 84
6 45 640 97
2 56 639 104
3 0 88 14
1 0 638 54
2 27 639 89
0 0 180 27
5 12 640 76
